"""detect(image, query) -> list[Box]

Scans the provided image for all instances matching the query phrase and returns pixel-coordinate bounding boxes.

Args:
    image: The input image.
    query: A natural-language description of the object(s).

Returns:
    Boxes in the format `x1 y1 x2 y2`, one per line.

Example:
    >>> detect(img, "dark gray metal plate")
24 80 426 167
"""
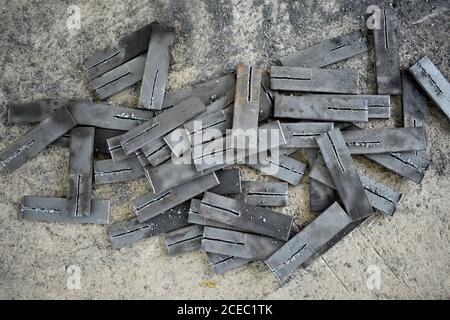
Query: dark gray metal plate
241 181 288 207
165 225 204 256
94 156 145 185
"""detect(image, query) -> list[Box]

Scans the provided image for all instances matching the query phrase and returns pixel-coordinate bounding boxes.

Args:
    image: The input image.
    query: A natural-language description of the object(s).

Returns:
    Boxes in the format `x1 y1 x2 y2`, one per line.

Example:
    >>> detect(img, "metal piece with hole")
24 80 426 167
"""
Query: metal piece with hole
373 8 401 95
21 197 110 225
265 202 352 282
280 29 369 68
199 192 293 241
67 127 95 217
94 157 145 185
281 122 334 148
316 129 373 221
0 106 77 174
133 172 219 223
202 227 285 260
271 66 359 94
165 225 204 256
409 56 450 120
241 181 288 207
207 253 251 275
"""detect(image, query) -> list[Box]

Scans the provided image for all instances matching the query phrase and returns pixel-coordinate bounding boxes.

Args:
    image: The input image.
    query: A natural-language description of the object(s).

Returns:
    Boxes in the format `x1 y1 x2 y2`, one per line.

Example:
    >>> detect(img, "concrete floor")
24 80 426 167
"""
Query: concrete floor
0 0 449 299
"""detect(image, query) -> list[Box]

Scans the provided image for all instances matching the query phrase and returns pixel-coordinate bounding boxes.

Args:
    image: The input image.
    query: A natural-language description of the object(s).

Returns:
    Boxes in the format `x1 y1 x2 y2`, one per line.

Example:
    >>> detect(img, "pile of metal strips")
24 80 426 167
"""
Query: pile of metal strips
2 12 449 282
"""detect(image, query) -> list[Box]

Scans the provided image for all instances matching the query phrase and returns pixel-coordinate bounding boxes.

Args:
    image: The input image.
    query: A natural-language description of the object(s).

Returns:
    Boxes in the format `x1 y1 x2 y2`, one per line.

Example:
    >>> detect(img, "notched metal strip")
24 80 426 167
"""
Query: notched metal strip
165 225 204 256
241 181 288 207
94 156 145 185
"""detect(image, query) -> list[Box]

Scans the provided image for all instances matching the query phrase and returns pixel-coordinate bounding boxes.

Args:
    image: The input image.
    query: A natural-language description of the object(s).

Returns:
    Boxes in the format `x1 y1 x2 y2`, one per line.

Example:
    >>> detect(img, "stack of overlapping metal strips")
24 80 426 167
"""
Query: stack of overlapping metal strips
2 10 449 282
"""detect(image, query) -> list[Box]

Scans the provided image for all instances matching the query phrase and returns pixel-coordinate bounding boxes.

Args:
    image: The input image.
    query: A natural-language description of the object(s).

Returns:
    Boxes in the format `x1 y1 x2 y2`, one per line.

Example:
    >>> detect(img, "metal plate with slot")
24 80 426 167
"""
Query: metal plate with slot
409 56 450 120
134 172 219 223
241 181 288 207
67 127 95 216
199 192 293 241
275 95 368 122
165 225 204 256
94 156 145 185
107 136 133 162
0 106 77 174
140 139 172 167
107 202 190 249
271 66 359 94
265 202 352 282
373 8 401 94
281 122 334 148
402 71 429 128
207 253 251 275
21 197 110 225
118 97 207 155
138 27 174 110
233 64 261 133
316 129 373 221
280 29 369 68
309 156 402 216
202 227 285 260
187 199 243 230
342 127 427 154
8 99 71 124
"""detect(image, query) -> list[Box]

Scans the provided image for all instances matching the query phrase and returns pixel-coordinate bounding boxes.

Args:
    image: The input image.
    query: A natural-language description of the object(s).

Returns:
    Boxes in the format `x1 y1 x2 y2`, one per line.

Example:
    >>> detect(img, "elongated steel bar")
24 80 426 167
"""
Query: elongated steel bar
165 225 204 256
207 253 251 275
241 181 288 207
281 122 334 148
94 156 145 185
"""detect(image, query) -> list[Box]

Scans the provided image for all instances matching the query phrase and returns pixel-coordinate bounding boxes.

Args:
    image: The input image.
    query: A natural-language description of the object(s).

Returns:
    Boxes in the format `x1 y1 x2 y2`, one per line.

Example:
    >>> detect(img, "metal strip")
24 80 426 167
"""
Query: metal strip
280 29 369 68
107 136 133 162
94 156 145 185
316 129 373 221
373 8 401 94
209 168 242 195
199 192 293 241
118 97 207 155
409 56 450 120
342 127 427 154
202 227 285 260
67 127 95 217
275 95 368 122
141 139 172 166
21 197 110 225
90 53 147 100
241 181 288 207
207 253 251 275
138 27 174 110
8 99 70 124
281 122 334 148
187 199 240 230
164 225 204 256
107 202 190 249
233 64 261 133
163 127 191 158
0 106 77 174
271 66 359 94
133 172 219 223
265 202 352 282
402 71 429 128
260 70 275 122
247 153 306 186
136 150 150 167
309 156 402 216
84 22 156 80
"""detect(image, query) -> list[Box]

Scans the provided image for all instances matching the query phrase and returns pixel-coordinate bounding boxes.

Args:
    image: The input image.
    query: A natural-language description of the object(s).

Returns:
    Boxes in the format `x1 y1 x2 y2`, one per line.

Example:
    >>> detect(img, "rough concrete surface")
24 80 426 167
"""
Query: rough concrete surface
0 0 449 299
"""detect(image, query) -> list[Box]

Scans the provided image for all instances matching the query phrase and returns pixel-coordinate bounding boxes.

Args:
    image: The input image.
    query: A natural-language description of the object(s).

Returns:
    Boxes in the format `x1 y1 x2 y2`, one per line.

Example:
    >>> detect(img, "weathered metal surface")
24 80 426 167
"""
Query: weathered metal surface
402 72 429 128
240 181 288 207
281 122 334 148
94 156 145 185
207 253 251 275
209 168 242 195
107 136 133 162
165 225 204 256
140 139 172 167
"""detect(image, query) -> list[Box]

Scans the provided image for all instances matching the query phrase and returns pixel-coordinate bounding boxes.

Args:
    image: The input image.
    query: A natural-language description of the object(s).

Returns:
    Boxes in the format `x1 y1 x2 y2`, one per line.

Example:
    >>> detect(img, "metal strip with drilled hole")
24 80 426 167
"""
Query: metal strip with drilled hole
373 8 401 95
21 197 110 225
275 95 368 122
270 66 359 94
281 122 334 148
207 253 251 275
409 56 450 120
265 202 352 282
133 172 219 223
402 71 429 128
202 227 285 260
240 181 288 207
94 156 145 185
316 129 373 221
164 225 204 256
0 106 77 174
199 192 293 241
67 127 95 217
280 29 369 68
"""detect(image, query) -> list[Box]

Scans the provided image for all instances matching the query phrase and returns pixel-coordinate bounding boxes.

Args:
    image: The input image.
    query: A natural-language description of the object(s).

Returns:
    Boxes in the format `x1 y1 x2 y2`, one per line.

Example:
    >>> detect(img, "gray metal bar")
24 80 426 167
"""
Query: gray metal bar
342 127 427 154
209 168 242 195
95 129 125 154
187 199 241 230
134 172 219 223
241 181 288 207
90 53 147 100
207 253 251 275
0 106 77 174
165 225 204 256
107 136 133 162
409 56 450 120
118 97 207 155
271 66 359 94
163 128 191 158
316 129 373 221
373 8 401 95
107 202 190 249
265 202 352 282
21 197 110 225
280 29 369 68
138 27 174 110
8 99 70 124
402 71 429 128
259 70 275 122
281 122 334 148
274 95 368 122
94 157 145 185
199 192 293 241
67 127 95 217
141 139 172 167
202 227 285 260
